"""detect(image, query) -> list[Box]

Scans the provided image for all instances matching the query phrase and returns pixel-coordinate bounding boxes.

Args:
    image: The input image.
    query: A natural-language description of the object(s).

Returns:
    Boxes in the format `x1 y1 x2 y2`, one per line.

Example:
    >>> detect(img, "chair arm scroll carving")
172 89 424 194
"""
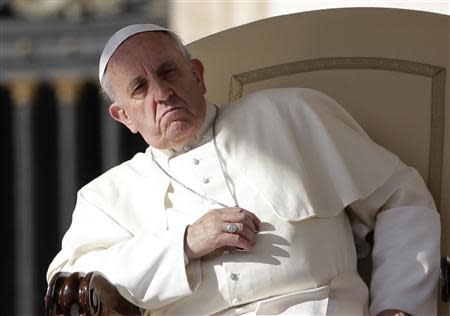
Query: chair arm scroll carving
45 271 141 316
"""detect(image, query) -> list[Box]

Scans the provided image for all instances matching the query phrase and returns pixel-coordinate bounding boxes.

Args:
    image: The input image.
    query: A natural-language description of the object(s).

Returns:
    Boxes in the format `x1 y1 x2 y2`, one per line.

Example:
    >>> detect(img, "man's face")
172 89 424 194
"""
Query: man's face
107 32 207 149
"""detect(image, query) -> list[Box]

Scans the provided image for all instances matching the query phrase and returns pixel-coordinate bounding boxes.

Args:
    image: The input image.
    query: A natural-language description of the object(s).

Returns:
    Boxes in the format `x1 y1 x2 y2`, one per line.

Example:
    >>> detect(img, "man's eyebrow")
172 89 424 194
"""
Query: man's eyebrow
126 77 146 94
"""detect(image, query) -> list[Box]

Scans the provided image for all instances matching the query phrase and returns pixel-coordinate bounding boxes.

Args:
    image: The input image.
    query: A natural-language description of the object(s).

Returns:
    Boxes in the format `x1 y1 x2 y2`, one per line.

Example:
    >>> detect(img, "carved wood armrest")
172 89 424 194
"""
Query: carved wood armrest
45 271 141 316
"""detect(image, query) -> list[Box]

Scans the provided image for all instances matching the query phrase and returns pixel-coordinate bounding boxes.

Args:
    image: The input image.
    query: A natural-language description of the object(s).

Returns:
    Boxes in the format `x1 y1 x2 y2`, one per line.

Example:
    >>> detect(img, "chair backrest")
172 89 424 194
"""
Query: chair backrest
187 7 449 314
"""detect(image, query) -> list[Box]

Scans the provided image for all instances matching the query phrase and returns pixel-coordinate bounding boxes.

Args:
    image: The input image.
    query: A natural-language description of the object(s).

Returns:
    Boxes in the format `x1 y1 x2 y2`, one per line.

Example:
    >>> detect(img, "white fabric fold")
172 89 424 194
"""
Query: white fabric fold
216 88 399 221
46 156 199 309
369 206 441 316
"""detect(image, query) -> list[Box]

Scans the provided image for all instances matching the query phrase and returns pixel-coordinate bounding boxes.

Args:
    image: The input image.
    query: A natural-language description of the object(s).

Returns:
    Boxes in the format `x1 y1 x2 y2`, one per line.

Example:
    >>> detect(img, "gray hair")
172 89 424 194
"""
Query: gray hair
101 30 192 103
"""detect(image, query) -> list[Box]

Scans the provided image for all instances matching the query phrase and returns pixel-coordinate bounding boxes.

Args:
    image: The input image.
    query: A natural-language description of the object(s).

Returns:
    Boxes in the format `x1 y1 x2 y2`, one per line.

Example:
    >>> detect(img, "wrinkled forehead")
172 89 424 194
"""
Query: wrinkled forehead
105 32 184 94
105 32 182 73
99 24 171 81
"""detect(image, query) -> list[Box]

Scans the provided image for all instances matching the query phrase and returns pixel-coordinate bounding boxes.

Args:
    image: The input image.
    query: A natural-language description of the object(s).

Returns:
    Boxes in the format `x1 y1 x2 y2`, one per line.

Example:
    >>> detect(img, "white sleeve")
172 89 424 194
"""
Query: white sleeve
349 160 441 316
46 193 202 310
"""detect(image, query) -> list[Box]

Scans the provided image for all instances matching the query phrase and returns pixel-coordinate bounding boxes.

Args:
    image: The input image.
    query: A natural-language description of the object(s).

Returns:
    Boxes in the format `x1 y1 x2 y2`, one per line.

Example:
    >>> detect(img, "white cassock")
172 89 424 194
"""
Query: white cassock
47 88 440 316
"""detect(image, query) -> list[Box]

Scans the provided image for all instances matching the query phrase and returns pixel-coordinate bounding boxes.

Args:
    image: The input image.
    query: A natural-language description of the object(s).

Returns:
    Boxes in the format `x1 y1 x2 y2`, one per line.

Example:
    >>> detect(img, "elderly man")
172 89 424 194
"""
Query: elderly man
47 24 440 316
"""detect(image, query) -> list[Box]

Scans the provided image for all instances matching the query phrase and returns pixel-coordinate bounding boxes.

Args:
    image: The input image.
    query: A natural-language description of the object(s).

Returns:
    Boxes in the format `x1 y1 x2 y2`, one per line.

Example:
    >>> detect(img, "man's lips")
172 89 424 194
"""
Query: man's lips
161 106 182 116
158 106 186 124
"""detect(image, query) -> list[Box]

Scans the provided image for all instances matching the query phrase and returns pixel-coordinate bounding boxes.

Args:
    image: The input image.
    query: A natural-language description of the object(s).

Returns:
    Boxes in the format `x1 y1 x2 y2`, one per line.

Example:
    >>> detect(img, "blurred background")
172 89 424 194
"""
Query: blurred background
1 1 448 315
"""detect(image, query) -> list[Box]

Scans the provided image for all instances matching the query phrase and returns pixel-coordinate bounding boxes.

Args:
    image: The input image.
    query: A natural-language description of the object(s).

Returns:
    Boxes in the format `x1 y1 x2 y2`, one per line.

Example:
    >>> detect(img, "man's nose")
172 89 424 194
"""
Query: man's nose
152 78 172 104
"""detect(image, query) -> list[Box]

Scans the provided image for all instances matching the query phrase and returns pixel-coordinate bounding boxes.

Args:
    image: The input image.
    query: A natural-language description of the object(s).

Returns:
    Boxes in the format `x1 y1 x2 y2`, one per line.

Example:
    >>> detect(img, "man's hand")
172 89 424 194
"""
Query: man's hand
184 207 261 259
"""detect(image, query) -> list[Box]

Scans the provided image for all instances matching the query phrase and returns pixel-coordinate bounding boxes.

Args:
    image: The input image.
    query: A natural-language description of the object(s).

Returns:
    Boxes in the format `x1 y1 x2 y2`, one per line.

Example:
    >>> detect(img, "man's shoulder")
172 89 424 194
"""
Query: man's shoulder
222 87 335 115
75 150 168 229
216 86 369 144
235 87 329 102
78 151 154 199
217 87 348 129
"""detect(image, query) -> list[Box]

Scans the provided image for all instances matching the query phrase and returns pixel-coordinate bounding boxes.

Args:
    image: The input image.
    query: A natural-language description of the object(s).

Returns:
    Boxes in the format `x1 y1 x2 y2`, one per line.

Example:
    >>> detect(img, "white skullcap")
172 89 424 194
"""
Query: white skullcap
99 24 170 83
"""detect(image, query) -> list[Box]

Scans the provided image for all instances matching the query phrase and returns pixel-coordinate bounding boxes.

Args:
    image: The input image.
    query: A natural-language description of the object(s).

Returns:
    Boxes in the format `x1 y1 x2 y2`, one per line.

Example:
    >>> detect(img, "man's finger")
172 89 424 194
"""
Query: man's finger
235 208 261 231
221 210 260 232
222 213 255 232
222 222 257 244
241 210 261 231
237 225 257 245
218 233 253 252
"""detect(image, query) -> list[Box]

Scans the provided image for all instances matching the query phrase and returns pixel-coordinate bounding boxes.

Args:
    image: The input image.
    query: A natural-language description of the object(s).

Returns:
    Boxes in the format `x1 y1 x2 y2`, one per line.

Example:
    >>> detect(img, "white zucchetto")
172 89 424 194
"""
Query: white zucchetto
98 24 170 84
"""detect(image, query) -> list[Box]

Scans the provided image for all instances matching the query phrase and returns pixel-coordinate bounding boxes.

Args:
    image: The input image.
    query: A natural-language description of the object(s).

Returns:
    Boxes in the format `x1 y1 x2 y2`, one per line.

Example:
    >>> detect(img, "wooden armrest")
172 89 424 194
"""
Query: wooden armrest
45 271 141 316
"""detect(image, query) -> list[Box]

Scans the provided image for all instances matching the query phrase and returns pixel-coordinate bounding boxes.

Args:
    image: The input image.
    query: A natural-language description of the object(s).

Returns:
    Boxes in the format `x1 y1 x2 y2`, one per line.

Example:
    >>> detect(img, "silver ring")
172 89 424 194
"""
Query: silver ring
226 223 238 234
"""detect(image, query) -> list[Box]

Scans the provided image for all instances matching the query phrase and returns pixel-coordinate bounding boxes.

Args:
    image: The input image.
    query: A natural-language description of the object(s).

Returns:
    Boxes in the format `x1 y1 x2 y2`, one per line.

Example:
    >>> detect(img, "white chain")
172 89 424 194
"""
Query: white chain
150 105 239 208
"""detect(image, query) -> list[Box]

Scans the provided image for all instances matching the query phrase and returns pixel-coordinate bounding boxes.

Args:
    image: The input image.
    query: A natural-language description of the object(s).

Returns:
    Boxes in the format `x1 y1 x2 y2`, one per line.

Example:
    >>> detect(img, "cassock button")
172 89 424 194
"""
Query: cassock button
192 158 200 165
229 273 239 281
202 177 210 184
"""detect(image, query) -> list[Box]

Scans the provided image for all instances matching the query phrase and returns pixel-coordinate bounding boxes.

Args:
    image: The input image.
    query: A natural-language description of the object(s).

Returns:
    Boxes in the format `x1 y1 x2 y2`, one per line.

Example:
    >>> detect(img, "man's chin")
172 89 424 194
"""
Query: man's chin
165 123 197 147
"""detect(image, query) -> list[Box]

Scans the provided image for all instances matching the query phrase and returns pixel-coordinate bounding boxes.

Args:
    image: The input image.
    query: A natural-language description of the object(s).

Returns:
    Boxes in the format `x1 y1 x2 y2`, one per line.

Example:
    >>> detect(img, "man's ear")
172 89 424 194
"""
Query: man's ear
191 58 207 94
109 103 138 133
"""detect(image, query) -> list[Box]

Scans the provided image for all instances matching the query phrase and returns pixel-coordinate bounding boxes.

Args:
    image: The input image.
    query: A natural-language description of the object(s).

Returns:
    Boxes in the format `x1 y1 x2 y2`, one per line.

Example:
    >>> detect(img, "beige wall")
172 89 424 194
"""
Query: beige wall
168 0 449 44
168 1 269 43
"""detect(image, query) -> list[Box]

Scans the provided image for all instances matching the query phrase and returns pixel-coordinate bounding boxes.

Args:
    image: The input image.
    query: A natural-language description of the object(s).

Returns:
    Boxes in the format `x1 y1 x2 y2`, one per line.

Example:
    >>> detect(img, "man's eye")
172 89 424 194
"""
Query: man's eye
133 82 147 94
161 68 176 77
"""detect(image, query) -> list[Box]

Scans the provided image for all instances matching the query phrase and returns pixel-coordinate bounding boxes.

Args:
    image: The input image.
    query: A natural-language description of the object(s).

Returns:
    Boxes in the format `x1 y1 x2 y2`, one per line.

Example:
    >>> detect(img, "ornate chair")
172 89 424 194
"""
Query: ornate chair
45 7 450 315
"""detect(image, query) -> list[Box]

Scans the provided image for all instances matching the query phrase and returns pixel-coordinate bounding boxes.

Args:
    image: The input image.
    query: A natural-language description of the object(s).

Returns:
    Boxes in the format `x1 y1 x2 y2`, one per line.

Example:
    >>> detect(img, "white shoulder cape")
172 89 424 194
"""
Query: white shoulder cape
215 88 399 221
